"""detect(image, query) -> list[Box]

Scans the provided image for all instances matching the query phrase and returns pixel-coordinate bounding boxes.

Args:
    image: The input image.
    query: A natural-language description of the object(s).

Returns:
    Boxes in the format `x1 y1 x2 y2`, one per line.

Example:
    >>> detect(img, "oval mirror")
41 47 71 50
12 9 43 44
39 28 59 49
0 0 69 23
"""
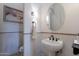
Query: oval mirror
47 3 65 31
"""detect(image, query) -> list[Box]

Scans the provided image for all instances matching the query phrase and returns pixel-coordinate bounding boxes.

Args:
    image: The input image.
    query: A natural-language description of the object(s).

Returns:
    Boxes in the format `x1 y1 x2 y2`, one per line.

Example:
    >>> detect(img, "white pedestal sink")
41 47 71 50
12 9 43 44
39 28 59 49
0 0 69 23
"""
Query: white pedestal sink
41 38 64 56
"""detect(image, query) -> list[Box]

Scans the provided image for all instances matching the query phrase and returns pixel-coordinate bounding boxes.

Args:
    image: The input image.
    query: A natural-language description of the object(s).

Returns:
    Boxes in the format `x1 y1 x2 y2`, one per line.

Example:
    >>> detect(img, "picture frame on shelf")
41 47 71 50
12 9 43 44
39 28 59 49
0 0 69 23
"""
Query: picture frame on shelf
3 5 23 23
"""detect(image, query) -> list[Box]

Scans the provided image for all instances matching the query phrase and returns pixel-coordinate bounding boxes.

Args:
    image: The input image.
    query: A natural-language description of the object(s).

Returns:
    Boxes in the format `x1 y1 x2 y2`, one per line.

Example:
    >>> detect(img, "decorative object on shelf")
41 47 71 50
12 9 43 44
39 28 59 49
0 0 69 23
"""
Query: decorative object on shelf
3 5 23 23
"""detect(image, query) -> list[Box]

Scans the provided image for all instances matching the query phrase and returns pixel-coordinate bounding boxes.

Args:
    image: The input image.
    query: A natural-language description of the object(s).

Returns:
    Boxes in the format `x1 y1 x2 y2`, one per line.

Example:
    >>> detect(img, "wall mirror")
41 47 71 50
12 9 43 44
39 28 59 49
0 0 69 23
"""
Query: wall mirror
47 3 65 31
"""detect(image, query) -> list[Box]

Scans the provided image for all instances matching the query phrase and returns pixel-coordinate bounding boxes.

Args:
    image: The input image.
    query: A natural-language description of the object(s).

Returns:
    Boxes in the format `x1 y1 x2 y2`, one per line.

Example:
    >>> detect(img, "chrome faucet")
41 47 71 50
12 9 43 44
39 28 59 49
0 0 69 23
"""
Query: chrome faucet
51 35 54 41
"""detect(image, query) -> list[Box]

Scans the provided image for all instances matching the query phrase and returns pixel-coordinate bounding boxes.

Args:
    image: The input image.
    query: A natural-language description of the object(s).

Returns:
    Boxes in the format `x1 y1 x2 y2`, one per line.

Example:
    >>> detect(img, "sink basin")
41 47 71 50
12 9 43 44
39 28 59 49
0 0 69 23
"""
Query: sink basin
41 38 64 52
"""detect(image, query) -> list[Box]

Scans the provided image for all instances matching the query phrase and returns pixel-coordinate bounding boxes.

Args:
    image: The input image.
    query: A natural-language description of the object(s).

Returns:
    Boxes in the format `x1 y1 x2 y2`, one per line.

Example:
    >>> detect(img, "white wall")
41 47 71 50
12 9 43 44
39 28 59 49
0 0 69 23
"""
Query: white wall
56 3 79 34
38 3 79 56
24 3 41 56
24 3 32 56
0 3 24 55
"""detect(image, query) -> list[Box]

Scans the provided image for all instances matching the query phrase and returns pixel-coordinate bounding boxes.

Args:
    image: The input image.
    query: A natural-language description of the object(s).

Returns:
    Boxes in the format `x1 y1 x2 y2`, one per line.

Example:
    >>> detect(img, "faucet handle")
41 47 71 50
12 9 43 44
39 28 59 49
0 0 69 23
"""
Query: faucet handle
49 37 51 40
56 38 59 41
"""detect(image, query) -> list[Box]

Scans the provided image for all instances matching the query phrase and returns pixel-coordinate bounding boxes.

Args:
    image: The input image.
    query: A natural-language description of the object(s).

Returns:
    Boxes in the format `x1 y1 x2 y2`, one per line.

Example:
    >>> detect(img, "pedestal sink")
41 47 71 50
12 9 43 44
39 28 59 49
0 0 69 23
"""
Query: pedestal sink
41 38 64 56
